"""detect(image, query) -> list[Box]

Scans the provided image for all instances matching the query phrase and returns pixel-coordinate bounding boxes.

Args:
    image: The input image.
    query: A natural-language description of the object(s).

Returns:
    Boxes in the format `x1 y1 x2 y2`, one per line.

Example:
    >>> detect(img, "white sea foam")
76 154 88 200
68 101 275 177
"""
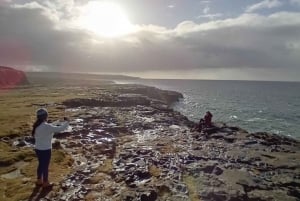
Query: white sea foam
246 117 267 122
230 115 238 119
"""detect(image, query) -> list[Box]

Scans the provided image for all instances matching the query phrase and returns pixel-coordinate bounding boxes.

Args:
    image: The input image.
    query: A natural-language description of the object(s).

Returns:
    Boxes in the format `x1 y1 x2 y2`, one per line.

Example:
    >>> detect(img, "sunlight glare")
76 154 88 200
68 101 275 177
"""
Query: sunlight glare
80 1 135 37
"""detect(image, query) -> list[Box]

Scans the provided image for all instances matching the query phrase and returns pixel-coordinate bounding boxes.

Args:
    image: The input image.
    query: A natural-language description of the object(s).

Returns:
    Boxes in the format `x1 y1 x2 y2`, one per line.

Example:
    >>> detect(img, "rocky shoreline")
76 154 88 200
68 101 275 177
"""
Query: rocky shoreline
2 84 300 201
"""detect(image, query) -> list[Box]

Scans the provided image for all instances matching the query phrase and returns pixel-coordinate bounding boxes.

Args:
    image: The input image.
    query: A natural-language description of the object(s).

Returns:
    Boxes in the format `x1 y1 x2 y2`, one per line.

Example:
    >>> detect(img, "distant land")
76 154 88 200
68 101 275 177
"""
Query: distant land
0 66 141 88
2 66 299 86
26 71 140 81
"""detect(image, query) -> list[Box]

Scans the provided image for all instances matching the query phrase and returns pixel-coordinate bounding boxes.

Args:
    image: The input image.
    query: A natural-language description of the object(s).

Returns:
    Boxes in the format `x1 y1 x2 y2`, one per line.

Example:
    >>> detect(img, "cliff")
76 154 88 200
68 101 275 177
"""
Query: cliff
0 66 29 88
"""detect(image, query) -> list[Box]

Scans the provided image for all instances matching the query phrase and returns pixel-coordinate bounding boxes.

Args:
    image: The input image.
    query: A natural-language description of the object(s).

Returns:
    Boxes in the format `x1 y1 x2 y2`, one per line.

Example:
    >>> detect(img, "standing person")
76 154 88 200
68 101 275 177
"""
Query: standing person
32 108 69 188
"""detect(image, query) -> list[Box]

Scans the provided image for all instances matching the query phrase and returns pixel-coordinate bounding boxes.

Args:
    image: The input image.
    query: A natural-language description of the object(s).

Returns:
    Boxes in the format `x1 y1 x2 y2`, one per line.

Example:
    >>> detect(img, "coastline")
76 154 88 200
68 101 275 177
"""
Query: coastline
0 82 299 201
115 79 300 139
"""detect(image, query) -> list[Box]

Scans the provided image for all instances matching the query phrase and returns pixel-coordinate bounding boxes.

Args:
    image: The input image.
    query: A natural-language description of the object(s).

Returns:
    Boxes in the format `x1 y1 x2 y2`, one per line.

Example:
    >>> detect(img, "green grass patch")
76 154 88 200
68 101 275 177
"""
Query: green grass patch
0 149 73 201
0 74 117 200
183 175 201 201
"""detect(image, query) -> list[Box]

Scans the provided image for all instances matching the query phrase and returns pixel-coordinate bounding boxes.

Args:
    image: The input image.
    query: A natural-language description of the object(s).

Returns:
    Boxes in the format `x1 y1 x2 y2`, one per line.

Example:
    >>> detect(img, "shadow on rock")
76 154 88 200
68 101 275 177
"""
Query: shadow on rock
28 186 53 201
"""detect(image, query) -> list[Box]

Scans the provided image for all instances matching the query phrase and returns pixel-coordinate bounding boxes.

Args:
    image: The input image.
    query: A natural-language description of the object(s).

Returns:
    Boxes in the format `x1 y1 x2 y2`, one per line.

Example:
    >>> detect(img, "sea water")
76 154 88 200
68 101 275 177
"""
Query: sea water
117 79 300 139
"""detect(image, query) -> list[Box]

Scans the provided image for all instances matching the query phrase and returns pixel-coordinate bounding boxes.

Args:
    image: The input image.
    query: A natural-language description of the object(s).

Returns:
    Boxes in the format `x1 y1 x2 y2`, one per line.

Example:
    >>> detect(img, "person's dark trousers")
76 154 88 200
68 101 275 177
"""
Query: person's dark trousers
35 149 51 182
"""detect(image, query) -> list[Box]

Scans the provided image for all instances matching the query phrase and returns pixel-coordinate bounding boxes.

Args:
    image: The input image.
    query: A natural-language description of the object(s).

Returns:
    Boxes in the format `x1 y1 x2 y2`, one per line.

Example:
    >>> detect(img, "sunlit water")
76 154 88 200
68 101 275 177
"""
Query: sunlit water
116 79 300 139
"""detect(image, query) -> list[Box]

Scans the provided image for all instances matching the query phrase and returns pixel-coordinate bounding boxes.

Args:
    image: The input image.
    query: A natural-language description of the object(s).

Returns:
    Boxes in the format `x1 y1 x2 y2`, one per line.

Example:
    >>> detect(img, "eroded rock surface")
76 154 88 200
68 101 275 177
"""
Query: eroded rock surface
3 85 299 201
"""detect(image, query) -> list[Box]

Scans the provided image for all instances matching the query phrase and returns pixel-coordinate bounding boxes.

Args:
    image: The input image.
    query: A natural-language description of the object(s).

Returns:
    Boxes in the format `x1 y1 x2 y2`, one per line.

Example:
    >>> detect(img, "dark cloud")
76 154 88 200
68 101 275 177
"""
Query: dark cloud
0 2 300 80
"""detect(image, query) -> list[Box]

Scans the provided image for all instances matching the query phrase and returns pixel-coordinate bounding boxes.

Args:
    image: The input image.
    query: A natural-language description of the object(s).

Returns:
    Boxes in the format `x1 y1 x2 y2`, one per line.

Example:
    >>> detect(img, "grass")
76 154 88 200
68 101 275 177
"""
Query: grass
96 159 113 175
0 149 73 201
149 165 161 177
0 86 86 137
0 74 112 201
183 175 201 201
0 142 35 167
0 84 78 201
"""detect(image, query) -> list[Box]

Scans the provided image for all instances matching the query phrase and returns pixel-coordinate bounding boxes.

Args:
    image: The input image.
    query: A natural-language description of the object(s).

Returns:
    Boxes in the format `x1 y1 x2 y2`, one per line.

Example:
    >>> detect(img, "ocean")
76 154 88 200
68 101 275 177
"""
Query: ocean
117 79 300 139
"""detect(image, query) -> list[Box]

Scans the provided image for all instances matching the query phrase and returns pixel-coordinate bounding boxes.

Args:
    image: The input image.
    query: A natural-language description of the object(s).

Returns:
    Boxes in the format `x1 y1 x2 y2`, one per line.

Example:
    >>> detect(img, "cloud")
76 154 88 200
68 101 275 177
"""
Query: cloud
198 5 222 20
174 12 300 70
200 1 210 4
203 6 210 14
0 2 300 81
290 0 300 5
167 5 175 8
197 13 223 20
246 0 283 13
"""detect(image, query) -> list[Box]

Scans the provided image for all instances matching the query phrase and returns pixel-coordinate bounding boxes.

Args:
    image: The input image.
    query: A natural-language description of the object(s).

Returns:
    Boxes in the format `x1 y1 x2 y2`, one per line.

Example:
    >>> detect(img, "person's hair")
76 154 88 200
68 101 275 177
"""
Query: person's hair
32 113 48 137
206 111 212 116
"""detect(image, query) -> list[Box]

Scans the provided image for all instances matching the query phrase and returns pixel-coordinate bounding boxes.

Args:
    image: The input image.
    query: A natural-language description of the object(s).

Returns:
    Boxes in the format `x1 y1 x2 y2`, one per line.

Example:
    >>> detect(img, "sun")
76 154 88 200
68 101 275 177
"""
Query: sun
79 1 135 37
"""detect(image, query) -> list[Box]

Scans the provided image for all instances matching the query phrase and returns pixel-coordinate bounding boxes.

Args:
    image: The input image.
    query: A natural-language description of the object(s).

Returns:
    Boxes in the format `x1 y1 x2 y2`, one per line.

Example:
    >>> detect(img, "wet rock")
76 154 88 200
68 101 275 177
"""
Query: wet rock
53 140 62 149
213 167 223 176
121 191 137 201
201 164 217 174
24 136 35 144
244 140 258 145
203 127 220 135
13 139 26 147
200 191 228 201
140 190 158 201
135 170 151 180
288 189 300 198
1 136 10 143
228 127 241 131
224 136 236 143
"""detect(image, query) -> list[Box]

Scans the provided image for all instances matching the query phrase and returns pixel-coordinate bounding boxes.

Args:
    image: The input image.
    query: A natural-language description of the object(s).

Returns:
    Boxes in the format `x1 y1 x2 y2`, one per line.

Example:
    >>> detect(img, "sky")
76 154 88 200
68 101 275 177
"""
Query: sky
0 0 300 81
